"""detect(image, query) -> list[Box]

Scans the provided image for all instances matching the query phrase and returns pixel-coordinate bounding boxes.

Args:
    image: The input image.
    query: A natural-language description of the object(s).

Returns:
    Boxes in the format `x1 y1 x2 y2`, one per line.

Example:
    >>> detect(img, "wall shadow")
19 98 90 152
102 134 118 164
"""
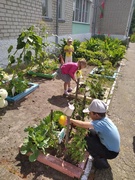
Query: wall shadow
133 136 135 153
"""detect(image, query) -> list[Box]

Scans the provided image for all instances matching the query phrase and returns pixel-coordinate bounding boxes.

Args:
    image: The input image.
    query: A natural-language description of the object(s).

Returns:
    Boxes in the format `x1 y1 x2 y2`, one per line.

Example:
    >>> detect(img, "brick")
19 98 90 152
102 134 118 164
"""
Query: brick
0 21 6 25
4 33 10 36
1 29 8 33
0 0 6 4
4 25 11 29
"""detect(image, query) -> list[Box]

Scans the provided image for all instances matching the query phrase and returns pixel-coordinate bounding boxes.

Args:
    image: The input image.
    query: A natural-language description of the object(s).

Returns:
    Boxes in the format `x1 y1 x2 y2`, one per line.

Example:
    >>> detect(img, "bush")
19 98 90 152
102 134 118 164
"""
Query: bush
130 33 135 42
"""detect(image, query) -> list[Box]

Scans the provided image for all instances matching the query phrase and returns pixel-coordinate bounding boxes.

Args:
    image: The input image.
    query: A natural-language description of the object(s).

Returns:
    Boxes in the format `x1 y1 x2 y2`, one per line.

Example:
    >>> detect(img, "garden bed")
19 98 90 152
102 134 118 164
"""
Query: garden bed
90 67 118 80
19 144 89 179
69 82 111 103
27 70 56 79
6 82 39 102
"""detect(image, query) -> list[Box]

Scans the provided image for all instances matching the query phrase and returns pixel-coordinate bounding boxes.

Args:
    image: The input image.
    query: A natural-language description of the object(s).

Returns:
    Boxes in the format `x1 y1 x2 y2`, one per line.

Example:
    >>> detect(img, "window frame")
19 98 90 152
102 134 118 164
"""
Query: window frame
58 0 65 20
73 0 92 23
42 0 52 21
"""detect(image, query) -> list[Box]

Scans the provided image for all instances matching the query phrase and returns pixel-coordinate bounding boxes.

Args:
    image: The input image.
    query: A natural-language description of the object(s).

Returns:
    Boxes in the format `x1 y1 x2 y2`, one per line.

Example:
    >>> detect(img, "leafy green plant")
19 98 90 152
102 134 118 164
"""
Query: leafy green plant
130 33 135 42
20 110 64 162
0 68 9 86
94 61 116 77
35 59 58 74
78 78 107 100
66 127 87 164
87 59 102 66
1 46 29 96
80 38 104 52
8 24 57 74
103 37 126 66
72 39 81 61
56 38 67 59
75 36 126 66
88 79 106 100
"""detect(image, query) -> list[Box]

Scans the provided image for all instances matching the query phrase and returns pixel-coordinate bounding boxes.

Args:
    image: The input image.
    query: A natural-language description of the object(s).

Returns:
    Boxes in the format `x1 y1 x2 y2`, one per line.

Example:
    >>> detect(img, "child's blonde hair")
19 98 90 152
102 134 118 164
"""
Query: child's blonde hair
78 58 87 68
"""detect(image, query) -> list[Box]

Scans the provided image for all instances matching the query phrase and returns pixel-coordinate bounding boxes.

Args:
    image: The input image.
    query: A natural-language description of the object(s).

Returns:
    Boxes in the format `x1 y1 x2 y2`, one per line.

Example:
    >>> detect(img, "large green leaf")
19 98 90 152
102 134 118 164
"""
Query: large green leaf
8 45 13 53
20 145 29 155
29 150 39 162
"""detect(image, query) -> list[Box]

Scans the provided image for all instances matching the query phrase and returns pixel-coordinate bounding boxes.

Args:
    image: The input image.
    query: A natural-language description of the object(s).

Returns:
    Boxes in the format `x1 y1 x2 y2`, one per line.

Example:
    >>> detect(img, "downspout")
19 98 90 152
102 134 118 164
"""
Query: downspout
56 0 59 44
92 0 98 36
125 0 134 38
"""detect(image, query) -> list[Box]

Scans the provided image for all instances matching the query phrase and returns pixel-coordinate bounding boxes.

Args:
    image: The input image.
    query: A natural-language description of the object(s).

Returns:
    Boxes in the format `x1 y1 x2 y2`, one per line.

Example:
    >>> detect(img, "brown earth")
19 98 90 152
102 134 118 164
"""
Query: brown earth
0 66 94 180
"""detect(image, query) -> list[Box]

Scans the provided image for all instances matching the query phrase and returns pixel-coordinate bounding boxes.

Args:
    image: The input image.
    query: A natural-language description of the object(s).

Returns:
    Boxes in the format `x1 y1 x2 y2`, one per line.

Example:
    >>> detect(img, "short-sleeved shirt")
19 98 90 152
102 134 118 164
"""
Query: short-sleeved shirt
91 117 120 152
64 45 74 57
56 62 78 82
61 62 78 79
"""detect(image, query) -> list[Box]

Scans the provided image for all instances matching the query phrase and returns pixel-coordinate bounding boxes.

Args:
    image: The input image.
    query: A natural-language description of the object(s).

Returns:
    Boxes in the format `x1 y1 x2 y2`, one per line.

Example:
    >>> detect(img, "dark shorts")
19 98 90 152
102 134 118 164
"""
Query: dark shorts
56 68 71 83
85 129 119 159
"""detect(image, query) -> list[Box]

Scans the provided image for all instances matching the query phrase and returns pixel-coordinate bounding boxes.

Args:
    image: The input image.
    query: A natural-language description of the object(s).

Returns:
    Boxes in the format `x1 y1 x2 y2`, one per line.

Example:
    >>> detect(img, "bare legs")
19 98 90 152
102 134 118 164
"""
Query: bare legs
64 82 71 91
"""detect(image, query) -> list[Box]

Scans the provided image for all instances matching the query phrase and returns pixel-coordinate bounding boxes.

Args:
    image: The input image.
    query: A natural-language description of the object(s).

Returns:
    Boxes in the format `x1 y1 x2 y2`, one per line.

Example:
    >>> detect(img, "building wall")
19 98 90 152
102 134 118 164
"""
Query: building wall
0 0 73 40
95 0 132 38
0 0 74 68
0 0 42 40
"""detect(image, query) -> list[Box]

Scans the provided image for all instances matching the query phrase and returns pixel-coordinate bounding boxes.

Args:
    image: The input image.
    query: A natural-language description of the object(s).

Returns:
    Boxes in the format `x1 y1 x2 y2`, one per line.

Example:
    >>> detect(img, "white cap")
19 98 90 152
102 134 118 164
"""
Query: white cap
83 99 107 113
67 37 72 42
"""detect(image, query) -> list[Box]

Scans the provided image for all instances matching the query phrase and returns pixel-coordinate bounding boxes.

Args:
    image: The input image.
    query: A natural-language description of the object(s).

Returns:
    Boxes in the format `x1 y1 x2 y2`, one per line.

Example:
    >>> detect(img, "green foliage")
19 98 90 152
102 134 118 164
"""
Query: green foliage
7 77 29 96
95 61 116 77
80 38 104 51
87 59 102 66
76 36 126 66
72 39 81 61
20 110 64 162
130 33 135 42
56 38 67 58
85 78 106 100
32 59 59 74
20 108 88 164
103 37 126 66
93 51 107 62
71 98 90 120
0 68 6 86
92 34 106 41
66 127 87 164
8 24 57 73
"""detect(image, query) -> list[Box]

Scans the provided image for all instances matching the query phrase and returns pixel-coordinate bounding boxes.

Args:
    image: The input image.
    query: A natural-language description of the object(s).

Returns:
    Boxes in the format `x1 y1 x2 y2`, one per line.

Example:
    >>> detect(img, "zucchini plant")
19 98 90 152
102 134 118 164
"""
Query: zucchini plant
20 110 64 162
65 127 88 164
21 99 90 164
8 24 58 75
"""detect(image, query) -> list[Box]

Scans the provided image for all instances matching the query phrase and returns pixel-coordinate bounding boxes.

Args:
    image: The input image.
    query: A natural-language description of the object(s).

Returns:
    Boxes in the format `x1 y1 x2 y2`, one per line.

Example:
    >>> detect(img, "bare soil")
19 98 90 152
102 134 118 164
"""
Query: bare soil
0 66 93 180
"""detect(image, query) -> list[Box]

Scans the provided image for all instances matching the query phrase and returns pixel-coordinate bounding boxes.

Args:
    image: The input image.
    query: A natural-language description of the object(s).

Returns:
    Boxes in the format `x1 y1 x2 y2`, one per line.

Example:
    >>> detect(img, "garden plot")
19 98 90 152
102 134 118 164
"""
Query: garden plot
69 77 114 104
6 82 39 102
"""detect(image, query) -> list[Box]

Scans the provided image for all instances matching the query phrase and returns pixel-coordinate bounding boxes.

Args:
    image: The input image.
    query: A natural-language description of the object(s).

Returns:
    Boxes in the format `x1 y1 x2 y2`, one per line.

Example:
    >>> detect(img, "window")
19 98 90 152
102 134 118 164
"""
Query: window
42 0 48 17
42 0 52 19
73 0 91 23
58 0 62 19
58 0 65 20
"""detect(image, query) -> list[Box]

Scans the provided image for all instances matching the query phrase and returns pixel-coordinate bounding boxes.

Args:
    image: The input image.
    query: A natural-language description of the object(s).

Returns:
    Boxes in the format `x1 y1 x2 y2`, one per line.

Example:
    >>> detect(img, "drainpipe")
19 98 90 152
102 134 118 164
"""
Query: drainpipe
124 0 134 48
56 0 59 44
125 0 134 38
92 0 98 36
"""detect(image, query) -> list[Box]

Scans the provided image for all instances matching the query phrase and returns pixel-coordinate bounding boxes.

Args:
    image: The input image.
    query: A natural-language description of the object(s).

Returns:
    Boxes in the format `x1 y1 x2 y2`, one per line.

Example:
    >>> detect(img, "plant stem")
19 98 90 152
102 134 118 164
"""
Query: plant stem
75 78 80 102
65 116 70 146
